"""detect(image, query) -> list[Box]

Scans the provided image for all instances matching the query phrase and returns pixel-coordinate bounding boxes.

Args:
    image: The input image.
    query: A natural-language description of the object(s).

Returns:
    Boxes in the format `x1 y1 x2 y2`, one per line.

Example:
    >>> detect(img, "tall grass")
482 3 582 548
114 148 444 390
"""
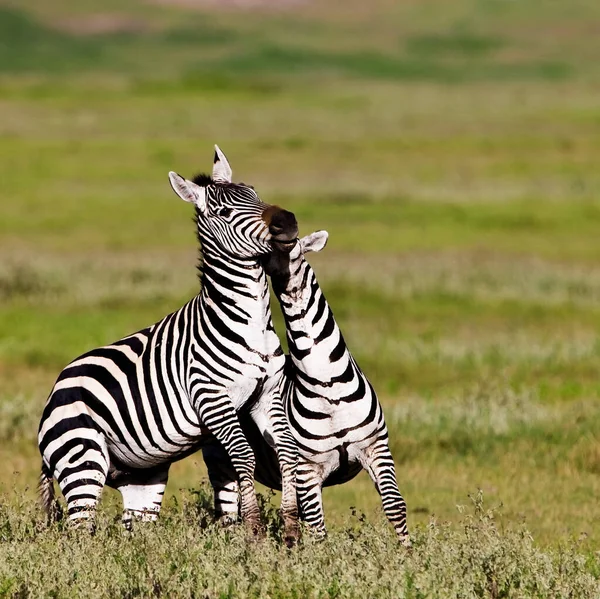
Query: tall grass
0 489 597 599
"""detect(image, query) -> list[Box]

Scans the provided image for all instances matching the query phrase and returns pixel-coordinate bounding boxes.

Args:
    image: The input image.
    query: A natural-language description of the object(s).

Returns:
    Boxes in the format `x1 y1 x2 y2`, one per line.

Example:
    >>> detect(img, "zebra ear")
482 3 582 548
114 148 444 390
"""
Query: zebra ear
168 172 207 213
212 145 232 183
300 230 329 254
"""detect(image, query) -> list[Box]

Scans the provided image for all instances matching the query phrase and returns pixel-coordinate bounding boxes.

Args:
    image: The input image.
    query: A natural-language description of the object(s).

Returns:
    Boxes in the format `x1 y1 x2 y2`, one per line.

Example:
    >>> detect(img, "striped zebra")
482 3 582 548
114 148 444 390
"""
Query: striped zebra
38 146 300 543
204 231 410 545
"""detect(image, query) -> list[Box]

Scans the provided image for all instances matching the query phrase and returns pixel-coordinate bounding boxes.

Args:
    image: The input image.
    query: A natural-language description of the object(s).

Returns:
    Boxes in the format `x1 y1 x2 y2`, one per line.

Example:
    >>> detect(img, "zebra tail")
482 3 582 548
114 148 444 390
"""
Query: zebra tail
38 462 63 523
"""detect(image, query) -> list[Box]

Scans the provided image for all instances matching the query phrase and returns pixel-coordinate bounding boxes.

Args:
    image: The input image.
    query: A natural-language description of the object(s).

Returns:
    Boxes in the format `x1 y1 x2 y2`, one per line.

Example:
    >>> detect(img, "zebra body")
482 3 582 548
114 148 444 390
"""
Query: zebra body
38 147 300 541
204 231 409 543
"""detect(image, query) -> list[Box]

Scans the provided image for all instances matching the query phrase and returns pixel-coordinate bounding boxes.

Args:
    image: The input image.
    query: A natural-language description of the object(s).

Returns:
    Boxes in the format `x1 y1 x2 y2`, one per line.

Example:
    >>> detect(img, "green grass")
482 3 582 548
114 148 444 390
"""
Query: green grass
1 0 600 595
0 490 598 598
0 4 583 82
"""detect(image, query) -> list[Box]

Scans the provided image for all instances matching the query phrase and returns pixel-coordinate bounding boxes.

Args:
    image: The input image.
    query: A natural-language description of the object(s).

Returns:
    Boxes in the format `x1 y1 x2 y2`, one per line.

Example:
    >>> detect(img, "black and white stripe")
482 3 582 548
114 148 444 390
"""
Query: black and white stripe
38 147 300 541
204 231 410 544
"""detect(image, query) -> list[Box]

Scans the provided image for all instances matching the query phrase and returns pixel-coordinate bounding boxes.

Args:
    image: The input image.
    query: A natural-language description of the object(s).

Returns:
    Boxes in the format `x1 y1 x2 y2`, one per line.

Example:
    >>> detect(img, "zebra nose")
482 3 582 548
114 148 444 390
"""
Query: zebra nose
269 209 298 241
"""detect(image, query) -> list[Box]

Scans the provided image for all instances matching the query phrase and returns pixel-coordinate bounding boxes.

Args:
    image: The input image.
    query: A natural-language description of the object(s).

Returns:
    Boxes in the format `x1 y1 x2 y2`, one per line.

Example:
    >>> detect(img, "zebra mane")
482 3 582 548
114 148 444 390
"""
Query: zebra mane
191 173 212 280
192 173 214 187
193 172 254 191
193 206 205 280
191 173 257 280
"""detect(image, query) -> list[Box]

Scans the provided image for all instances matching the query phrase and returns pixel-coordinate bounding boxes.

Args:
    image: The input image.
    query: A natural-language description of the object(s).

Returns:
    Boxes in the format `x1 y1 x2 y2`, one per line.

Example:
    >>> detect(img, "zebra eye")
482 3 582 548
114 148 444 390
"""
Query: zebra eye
217 207 232 218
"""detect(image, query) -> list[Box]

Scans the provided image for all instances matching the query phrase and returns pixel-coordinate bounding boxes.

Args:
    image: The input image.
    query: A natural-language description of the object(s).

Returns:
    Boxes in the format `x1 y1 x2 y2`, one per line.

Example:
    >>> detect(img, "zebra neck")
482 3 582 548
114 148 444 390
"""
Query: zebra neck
278 260 368 408
200 253 272 326
277 260 349 365
274 259 315 313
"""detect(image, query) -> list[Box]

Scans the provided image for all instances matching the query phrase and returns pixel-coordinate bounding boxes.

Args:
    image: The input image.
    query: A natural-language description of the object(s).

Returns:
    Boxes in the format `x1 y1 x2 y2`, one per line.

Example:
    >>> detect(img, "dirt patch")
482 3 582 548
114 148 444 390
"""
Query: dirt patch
53 13 150 36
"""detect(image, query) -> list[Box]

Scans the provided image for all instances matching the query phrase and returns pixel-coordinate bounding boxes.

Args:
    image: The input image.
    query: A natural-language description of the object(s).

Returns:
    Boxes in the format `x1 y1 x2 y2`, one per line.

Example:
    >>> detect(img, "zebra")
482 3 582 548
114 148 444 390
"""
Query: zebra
38 146 301 543
203 230 410 545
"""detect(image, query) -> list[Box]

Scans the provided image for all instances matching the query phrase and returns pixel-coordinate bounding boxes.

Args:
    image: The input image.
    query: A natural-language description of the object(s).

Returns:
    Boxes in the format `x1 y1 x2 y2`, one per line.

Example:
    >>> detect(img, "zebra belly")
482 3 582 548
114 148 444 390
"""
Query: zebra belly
106 441 207 488
105 423 208 470
298 445 363 487
238 408 365 491
291 414 381 455
322 460 363 487
40 353 207 472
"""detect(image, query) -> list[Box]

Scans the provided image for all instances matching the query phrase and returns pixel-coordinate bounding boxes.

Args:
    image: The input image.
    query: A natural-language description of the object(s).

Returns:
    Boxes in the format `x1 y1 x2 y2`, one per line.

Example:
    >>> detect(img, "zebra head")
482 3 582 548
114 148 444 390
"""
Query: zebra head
168 146 298 259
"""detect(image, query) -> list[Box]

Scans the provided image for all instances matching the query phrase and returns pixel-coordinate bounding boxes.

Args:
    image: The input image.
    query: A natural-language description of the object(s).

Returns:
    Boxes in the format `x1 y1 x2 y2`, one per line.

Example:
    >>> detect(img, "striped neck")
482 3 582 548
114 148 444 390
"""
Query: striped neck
273 256 347 361
200 252 272 326
272 254 371 410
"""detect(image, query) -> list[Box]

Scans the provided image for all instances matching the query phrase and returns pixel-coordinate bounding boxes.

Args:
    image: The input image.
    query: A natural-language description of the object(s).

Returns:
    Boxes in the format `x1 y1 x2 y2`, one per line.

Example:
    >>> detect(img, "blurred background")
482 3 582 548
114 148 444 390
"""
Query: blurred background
1 0 599 547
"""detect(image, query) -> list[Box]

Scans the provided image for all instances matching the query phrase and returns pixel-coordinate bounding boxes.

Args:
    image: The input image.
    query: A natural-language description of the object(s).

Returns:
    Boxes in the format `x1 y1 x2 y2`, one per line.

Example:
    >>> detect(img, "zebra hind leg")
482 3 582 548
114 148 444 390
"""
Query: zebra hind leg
359 441 411 547
112 468 169 531
297 463 327 540
203 443 240 526
54 435 110 533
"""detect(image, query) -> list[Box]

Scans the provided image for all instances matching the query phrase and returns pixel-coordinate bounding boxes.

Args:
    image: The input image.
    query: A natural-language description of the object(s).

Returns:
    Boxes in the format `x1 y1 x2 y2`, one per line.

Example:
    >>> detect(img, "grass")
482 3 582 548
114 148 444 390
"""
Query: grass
0 490 598 598
1 0 600 595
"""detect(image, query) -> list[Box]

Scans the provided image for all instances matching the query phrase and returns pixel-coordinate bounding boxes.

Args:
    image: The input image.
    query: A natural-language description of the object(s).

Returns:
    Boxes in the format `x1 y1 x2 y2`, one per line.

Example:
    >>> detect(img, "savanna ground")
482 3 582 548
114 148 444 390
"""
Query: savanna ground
1 0 600 596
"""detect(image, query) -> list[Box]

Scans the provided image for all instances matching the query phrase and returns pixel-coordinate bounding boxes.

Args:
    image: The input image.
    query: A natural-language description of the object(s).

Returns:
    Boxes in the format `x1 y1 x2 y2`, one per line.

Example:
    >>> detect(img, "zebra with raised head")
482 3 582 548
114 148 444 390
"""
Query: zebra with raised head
38 146 300 543
204 230 410 545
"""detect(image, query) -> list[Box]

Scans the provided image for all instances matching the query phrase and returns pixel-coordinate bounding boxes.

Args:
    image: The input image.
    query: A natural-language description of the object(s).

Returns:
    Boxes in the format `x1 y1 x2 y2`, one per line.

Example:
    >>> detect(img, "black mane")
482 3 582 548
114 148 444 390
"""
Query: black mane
190 174 214 281
193 172 257 192
193 207 204 281
192 173 214 187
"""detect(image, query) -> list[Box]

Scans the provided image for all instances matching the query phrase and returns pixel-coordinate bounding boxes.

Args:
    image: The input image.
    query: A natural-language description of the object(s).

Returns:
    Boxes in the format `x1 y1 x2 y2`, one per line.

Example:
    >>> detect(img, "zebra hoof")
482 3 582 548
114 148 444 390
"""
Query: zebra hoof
283 520 301 548
69 518 97 535
245 520 266 541
398 534 412 549
217 514 238 528
309 528 327 542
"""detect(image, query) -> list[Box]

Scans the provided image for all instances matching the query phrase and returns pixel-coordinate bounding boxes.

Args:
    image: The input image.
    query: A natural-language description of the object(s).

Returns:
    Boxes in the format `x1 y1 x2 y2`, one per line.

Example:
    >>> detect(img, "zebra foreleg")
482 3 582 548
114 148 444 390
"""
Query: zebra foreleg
359 441 411 546
202 443 240 526
249 394 300 547
196 395 263 537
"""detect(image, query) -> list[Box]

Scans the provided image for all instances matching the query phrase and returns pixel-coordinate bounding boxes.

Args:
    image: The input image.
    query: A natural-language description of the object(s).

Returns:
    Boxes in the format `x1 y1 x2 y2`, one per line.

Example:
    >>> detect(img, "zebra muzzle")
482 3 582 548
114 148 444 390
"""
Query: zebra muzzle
265 208 298 253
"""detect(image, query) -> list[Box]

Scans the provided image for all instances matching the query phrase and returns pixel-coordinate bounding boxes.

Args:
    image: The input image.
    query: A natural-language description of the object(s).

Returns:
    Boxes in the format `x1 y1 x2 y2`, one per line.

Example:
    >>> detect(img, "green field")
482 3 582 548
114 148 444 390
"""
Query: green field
1 0 600 596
